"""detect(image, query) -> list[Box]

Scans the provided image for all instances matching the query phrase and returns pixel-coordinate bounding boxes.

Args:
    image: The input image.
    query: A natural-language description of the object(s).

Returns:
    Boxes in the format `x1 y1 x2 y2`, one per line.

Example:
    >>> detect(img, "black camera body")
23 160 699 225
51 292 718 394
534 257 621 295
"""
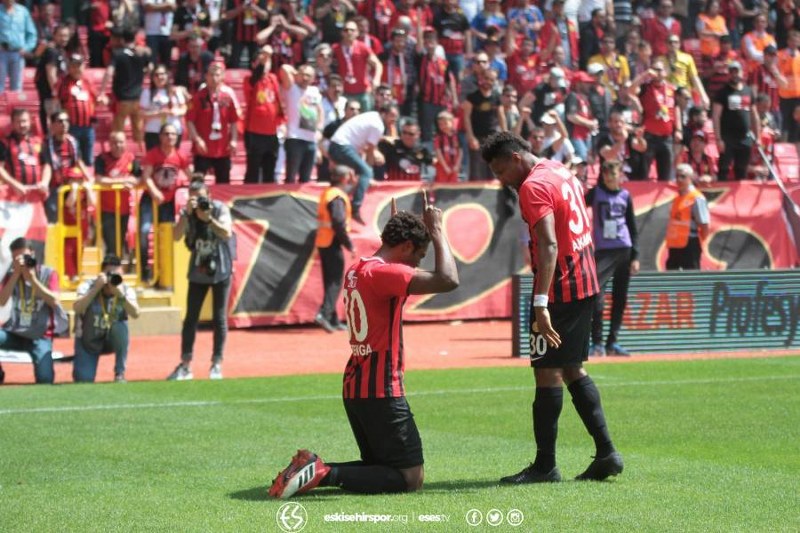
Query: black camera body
23 254 37 268
196 196 211 211
107 272 123 286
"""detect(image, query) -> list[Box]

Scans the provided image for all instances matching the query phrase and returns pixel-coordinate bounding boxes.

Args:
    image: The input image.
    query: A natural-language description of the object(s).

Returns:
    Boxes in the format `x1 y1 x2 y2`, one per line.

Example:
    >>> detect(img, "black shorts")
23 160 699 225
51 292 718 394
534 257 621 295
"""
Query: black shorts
529 296 594 368
343 397 424 469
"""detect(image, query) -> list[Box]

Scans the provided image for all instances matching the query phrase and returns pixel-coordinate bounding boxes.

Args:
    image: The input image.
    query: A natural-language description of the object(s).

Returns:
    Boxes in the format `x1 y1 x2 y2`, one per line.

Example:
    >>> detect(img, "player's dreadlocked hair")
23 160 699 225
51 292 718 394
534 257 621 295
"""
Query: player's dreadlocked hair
480 131 531 164
381 211 430 251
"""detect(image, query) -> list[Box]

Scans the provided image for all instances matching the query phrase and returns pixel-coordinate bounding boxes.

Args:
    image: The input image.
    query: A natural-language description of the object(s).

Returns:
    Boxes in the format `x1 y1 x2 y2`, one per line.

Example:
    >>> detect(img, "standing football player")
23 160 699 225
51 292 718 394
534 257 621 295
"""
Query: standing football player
481 131 623 483
269 193 459 498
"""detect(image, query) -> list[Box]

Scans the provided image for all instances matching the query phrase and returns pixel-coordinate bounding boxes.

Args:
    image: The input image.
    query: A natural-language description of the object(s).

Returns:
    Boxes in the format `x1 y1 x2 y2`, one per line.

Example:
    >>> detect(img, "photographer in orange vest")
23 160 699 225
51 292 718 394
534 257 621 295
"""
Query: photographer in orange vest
665 164 710 270
314 165 356 333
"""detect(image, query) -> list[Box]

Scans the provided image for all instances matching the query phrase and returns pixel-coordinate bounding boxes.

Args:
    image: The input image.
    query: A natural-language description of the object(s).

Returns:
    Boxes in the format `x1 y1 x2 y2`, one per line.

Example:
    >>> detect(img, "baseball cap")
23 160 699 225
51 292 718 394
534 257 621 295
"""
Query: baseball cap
68 53 85 64
587 63 605 76
550 67 567 88
692 130 706 141
571 156 587 166
541 113 557 125
728 60 743 71
573 71 595 84
765 45 777 55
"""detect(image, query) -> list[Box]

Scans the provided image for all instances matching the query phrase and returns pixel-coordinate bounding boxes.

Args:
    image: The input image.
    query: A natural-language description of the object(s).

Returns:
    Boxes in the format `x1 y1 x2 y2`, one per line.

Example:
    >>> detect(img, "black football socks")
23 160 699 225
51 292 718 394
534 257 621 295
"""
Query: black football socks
532 386 563 471
568 375 615 457
321 462 408 494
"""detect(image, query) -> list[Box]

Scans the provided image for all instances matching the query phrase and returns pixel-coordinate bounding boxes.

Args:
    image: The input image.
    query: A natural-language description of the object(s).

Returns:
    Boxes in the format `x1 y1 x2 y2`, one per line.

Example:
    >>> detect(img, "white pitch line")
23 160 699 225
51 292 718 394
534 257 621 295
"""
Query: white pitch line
0 375 797 416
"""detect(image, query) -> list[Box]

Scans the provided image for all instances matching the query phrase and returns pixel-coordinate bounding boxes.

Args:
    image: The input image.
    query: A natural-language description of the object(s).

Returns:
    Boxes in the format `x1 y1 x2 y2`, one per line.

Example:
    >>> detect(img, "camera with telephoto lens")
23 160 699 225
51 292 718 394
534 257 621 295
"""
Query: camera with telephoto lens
196 196 211 211
23 254 37 267
107 272 123 286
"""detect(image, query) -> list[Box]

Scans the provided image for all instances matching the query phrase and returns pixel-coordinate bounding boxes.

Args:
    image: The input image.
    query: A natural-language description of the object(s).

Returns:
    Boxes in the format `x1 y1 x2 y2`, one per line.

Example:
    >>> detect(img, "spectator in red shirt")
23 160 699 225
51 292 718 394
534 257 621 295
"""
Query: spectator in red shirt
632 59 682 181
243 45 283 183
0 109 47 203
539 0 579 68
357 0 394 44
95 131 141 258
507 36 539 97
354 15 384 56
57 54 98 166
433 110 461 182
332 19 383 112
138 123 193 282
641 0 682 57
186 62 242 185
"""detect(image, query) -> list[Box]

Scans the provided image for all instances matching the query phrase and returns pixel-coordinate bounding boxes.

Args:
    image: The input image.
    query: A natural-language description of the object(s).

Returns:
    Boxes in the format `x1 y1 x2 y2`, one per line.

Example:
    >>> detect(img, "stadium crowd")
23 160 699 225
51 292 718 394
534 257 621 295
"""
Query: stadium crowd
0 0 792 201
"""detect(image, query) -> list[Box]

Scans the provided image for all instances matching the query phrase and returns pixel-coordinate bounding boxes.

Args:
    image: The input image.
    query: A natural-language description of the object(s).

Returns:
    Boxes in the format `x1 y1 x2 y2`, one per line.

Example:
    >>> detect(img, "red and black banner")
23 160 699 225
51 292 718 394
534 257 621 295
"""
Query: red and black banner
208 181 799 328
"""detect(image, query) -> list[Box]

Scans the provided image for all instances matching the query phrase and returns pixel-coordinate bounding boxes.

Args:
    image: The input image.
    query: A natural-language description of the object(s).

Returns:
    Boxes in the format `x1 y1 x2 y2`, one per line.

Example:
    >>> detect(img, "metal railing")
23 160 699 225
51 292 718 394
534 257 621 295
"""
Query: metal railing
53 183 169 290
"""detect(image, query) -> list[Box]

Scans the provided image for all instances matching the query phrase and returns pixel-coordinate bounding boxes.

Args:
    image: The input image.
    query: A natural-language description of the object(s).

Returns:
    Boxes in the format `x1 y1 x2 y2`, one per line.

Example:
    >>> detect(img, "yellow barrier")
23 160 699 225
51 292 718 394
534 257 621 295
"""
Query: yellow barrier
48 183 176 290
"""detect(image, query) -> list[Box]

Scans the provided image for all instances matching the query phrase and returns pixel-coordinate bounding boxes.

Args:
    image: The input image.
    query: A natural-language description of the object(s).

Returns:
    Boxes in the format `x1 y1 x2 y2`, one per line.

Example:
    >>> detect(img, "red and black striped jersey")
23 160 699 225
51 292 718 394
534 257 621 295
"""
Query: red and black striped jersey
357 0 394 43
58 76 97 128
519 159 599 303
433 132 459 170
748 64 780 112
42 135 81 186
0 133 44 185
418 53 450 106
342 257 415 399
378 139 433 181
227 0 267 43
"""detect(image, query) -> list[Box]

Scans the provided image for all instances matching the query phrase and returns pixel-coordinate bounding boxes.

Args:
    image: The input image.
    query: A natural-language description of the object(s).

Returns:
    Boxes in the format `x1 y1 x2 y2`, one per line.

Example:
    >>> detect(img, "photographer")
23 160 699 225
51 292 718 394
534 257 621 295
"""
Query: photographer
167 177 233 381
0 238 65 385
72 255 140 383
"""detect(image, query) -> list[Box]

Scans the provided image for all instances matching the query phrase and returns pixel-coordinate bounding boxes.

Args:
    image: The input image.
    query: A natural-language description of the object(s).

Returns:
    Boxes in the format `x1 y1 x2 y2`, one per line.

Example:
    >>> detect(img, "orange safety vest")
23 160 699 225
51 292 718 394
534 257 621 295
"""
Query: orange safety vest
315 186 352 248
698 14 727 57
778 49 800 99
666 188 703 249
743 31 776 70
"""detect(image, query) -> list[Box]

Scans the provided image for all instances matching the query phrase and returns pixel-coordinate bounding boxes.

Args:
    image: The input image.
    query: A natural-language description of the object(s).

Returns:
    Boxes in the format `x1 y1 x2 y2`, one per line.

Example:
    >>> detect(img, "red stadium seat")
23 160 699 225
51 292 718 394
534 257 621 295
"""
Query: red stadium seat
774 143 799 181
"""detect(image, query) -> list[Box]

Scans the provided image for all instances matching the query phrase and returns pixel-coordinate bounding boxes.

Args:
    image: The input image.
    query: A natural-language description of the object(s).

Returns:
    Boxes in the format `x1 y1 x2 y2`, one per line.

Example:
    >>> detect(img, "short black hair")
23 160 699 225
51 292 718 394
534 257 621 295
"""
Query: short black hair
481 131 531 164
189 176 208 193
9 237 31 252
102 254 122 268
10 108 29 121
381 211 430 251
330 165 351 185
378 103 399 116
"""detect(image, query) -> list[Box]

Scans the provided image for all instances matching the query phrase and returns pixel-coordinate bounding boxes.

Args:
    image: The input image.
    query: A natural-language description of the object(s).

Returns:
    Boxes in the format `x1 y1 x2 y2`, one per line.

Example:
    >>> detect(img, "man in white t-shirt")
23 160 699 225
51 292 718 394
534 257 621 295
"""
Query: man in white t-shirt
143 0 177 66
328 104 399 224
280 64 324 184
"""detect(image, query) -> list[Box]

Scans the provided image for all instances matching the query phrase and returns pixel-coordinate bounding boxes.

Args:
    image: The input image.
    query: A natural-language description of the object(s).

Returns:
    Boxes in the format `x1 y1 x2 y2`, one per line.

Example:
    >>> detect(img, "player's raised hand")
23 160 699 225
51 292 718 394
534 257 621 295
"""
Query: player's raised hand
534 307 561 349
421 190 443 234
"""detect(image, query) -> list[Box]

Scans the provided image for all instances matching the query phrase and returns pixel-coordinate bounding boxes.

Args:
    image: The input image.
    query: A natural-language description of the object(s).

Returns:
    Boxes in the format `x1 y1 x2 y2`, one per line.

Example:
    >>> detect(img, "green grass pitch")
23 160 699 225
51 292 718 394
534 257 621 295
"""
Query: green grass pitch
1 356 799 532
